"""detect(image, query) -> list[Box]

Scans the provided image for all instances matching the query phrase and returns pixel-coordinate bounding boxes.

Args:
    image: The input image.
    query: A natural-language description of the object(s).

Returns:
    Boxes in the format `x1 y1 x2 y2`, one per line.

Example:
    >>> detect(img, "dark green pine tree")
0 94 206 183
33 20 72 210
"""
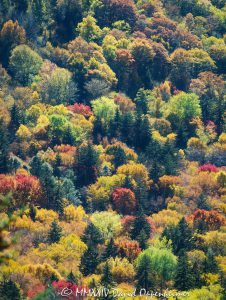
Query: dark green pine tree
49 273 59 284
134 178 149 213
204 248 219 274
74 143 99 187
80 245 99 276
123 175 134 190
191 261 203 288
48 220 62 244
135 114 152 150
134 88 149 115
131 214 151 249
109 108 121 139
114 148 127 169
0 279 21 300
53 152 62 177
134 113 142 149
174 252 194 291
101 238 117 260
29 155 43 177
121 111 135 146
162 224 176 247
197 193 211 210
99 263 115 300
40 162 64 213
81 223 104 246
162 140 179 176
14 0 29 13
150 161 164 183
8 104 21 141
63 125 75 146
131 213 151 239
145 138 165 182
136 253 152 291
101 165 112 176
163 218 193 255
29 205 37 222
137 229 149 250
0 119 10 174
8 156 21 174
32 0 47 29
93 115 104 143
176 217 193 255
54 182 64 216
67 271 78 284
195 217 208 233
139 115 152 150
101 262 113 287
61 178 81 205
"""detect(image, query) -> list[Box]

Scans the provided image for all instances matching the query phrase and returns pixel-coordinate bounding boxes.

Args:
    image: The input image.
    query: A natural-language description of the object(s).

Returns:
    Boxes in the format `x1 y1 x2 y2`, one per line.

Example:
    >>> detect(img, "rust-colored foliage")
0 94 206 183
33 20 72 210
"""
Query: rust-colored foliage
115 238 141 261
191 209 225 231
112 188 137 215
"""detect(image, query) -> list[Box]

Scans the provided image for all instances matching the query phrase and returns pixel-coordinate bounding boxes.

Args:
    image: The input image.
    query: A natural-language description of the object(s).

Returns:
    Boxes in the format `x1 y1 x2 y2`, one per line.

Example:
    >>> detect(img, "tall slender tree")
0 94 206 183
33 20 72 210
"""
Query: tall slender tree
131 214 151 249
8 104 21 141
174 252 194 291
67 271 78 284
80 245 99 276
136 253 153 290
162 217 193 255
74 143 99 187
48 220 62 244
0 119 9 173
101 238 117 260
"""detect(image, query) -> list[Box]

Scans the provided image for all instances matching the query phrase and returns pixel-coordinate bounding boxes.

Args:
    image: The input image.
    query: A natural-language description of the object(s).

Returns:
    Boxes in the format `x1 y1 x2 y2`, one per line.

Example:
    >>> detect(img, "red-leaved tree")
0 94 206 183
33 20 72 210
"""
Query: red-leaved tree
112 188 137 215
68 103 93 118
198 164 218 173
191 209 225 231
0 174 43 208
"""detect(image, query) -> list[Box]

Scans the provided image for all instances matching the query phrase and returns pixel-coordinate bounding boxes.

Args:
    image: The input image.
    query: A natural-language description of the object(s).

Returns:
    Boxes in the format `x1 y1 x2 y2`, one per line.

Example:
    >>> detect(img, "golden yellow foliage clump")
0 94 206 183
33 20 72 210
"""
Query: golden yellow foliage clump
36 208 59 225
63 205 87 222
151 209 182 233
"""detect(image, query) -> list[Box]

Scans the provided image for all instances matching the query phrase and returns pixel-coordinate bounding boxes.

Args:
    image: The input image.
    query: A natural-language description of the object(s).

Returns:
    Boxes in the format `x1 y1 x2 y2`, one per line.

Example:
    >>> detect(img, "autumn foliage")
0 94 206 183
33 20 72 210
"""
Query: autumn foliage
0 174 43 207
198 164 218 173
112 188 137 214
0 0 225 298
191 209 225 231
68 103 93 118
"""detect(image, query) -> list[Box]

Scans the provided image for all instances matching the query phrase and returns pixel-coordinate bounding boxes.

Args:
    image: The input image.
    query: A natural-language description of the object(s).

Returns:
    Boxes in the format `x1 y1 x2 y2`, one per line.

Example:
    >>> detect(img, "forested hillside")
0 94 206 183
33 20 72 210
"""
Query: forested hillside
0 0 225 299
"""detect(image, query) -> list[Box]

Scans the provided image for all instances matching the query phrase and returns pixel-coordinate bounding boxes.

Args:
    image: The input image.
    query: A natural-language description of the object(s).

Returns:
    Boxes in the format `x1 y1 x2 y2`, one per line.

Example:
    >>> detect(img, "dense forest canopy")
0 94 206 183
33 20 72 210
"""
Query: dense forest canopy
0 0 225 299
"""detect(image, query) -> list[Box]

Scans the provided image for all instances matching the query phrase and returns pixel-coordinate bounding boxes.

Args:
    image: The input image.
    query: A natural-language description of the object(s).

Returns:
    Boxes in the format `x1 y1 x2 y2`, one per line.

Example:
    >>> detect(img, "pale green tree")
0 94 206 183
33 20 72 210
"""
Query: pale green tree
40 67 77 105
91 96 118 127
136 246 177 291
10 45 43 85
91 211 122 239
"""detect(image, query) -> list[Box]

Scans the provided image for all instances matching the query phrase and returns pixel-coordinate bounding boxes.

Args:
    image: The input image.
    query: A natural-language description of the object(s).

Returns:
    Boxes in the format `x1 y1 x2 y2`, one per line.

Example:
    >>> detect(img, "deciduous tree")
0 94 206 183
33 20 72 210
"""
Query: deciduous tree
10 45 43 86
